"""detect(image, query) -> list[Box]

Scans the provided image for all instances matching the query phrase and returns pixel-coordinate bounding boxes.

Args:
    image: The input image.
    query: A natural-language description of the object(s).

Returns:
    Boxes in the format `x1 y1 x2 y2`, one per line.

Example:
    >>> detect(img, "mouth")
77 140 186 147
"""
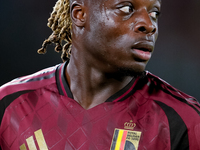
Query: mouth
131 41 154 61
132 42 154 52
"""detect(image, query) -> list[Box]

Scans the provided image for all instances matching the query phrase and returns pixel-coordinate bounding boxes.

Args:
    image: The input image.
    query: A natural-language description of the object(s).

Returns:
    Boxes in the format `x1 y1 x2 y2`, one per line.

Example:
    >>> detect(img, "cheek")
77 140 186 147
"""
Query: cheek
103 25 133 52
155 29 159 40
102 23 130 45
153 22 159 40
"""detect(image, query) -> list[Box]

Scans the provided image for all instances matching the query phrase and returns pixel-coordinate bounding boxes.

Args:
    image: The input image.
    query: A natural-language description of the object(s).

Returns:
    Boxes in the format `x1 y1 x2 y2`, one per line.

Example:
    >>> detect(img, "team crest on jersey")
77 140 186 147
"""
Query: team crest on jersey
124 120 136 130
110 129 141 150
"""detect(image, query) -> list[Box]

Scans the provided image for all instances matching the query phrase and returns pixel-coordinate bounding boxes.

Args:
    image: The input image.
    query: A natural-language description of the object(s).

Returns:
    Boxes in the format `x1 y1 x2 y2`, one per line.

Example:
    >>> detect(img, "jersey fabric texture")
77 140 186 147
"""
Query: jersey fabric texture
0 62 200 150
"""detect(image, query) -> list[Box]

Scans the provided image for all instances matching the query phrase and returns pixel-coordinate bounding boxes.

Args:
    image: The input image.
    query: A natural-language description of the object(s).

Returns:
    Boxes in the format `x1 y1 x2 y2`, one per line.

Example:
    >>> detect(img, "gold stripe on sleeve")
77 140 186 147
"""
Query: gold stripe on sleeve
34 129 48 150
19 143 27 150
26 136 37 150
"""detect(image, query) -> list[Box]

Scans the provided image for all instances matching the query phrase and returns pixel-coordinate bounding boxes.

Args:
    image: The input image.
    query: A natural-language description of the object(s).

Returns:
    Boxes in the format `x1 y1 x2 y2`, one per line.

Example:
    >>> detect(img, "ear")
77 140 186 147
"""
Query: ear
71 2 86 27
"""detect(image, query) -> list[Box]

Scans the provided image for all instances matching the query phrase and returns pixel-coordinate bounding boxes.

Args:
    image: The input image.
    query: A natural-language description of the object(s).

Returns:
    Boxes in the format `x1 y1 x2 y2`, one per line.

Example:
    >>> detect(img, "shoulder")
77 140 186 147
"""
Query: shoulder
144 72 200 149
137 71 200 121
0 64 62 124
144 71 200 111
145 71 198 103
0 64 61 102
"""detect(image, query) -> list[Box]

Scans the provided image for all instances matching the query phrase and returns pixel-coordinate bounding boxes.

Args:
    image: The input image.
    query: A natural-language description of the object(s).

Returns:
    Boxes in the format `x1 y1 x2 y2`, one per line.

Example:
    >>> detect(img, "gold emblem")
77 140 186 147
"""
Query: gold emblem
124 120 136 130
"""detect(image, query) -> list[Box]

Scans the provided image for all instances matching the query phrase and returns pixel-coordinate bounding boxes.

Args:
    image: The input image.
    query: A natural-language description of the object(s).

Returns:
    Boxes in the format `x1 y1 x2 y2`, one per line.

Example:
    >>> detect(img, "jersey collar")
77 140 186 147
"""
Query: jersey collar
56 61 147 102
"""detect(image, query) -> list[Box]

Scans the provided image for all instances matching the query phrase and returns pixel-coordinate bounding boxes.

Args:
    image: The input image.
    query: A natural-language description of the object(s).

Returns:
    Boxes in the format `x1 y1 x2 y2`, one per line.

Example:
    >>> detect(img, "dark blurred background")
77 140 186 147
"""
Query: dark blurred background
0 0 200 100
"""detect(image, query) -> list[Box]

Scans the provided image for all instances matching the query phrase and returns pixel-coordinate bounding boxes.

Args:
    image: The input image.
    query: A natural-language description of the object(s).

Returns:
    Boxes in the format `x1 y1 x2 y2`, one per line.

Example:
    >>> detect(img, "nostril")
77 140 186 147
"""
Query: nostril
137 26 156 34
138 26 146 32
152 28 156 33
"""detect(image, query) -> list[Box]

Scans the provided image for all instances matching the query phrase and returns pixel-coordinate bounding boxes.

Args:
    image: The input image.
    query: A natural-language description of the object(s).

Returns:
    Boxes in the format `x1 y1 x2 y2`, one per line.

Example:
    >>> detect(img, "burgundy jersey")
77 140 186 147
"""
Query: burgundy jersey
0 62 200 150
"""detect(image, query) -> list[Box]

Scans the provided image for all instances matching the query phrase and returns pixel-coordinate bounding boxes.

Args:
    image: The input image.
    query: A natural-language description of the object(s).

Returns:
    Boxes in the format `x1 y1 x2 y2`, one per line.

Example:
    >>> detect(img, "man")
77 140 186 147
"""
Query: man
0 0 199 149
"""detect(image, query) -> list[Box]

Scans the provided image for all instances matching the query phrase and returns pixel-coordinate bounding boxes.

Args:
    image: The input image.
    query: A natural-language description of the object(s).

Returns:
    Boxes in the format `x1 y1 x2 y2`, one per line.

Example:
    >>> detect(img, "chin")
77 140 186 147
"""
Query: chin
117 66 145 77
117 61 147 76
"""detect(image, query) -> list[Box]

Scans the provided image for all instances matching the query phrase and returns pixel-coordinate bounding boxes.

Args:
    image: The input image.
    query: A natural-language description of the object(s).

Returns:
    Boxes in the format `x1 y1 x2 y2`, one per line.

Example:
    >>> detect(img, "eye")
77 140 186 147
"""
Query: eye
119 6 133 13
149 11 160 20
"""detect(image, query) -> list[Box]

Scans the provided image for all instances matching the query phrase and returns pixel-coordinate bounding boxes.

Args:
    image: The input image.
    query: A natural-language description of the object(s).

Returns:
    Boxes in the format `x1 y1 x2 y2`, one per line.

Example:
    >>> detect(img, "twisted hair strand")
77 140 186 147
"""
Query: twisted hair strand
38 0 72 61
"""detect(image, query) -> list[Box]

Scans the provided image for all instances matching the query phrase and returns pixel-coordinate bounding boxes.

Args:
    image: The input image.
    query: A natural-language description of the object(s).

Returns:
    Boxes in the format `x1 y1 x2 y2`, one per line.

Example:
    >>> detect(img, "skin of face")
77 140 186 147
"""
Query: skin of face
77 0 161 76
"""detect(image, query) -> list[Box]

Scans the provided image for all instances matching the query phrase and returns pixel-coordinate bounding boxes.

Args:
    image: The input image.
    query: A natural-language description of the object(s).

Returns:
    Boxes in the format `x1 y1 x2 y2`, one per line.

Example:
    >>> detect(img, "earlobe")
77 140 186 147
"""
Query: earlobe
71 2 86 27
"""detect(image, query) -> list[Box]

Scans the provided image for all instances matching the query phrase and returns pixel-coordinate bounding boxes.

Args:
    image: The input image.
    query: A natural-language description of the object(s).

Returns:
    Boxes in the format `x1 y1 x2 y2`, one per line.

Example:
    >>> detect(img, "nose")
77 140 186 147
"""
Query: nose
134 11 157 35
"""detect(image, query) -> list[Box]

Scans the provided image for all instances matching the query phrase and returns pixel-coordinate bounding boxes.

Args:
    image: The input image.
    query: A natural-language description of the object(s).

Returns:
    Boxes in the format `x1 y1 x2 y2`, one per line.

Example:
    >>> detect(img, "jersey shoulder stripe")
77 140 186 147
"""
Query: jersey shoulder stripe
0 64 61 125
0 90 33 124
0 64 60 100
146 71 200 114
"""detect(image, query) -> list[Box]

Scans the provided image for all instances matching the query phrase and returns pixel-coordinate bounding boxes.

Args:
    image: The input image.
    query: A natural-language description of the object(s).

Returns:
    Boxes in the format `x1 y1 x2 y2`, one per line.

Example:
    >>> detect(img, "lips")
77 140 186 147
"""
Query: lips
131 41 154 61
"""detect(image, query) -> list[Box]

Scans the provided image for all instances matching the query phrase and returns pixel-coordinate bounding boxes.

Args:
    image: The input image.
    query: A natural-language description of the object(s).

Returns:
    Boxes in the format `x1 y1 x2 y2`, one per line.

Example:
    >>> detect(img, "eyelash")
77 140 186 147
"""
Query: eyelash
119 5 160 19
149 11 160 19
119 6 133 14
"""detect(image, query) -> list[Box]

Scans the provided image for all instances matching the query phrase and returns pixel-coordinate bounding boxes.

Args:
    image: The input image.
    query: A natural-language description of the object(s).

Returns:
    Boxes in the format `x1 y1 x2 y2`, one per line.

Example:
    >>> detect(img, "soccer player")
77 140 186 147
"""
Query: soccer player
0 0 200 149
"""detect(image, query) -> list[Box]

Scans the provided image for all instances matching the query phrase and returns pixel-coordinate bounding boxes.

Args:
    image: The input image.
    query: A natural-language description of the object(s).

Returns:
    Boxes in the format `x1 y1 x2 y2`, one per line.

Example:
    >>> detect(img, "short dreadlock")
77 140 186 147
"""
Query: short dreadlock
38 0 72 61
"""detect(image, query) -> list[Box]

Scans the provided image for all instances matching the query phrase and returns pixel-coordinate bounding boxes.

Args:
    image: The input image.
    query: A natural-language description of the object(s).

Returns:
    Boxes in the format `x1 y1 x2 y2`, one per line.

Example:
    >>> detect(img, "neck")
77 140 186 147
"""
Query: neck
65 48 134 109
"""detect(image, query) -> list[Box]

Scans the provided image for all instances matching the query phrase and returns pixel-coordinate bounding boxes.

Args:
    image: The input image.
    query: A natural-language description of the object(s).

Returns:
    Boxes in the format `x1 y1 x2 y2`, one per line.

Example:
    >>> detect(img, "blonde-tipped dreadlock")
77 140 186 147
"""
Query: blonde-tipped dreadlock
38 0 72 61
